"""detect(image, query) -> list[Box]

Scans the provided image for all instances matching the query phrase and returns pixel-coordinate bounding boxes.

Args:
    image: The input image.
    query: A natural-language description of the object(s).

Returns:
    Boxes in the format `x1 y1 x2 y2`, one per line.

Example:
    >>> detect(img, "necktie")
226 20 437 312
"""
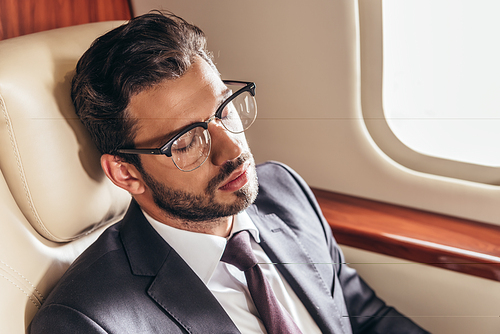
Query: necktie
221 230 303 334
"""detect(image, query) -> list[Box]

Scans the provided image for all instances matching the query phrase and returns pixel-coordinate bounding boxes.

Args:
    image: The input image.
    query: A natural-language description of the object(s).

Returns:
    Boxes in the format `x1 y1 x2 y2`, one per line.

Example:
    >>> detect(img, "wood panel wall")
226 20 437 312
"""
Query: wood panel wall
0 0 132 40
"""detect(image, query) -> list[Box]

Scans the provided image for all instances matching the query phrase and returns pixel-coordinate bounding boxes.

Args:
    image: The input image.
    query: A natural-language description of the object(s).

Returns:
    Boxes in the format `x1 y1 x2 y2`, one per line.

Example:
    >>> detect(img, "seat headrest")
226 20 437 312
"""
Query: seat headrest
0 22 131 242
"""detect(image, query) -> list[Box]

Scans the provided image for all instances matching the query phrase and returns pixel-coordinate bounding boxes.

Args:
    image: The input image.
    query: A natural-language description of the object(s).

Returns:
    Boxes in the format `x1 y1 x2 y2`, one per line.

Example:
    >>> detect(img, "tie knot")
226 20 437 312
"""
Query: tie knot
221 230 258 271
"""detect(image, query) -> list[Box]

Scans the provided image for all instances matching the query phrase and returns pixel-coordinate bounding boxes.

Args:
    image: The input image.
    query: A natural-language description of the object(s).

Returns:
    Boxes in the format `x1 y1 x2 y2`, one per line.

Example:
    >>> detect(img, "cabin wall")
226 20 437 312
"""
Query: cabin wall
130 0 500 227
131 1 500 333
342 246 500 334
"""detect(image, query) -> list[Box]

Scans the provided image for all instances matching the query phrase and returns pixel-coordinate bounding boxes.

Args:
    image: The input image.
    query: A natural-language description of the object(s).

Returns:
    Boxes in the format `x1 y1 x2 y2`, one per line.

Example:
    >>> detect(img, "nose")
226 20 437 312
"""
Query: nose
209 121 245 166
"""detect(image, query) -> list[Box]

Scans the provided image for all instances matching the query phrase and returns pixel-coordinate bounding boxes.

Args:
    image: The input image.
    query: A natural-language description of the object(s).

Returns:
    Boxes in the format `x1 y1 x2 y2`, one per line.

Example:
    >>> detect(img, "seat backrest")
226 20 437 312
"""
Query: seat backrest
0 22 131 333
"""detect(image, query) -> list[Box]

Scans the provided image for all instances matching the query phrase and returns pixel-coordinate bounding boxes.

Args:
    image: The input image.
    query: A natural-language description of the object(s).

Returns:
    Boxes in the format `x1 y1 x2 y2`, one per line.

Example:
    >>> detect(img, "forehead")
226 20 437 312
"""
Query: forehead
128 58 224 146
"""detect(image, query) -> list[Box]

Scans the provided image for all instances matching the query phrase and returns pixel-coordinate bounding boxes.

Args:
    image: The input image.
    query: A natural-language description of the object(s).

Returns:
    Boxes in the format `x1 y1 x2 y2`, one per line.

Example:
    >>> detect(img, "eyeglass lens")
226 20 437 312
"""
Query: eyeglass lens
170 84 256 171
171 127 211 171
221 91 257 133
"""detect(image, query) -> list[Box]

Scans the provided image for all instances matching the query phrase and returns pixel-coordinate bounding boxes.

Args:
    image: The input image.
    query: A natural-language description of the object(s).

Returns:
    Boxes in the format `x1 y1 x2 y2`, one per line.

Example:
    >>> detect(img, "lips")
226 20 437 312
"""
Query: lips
218 163 249 192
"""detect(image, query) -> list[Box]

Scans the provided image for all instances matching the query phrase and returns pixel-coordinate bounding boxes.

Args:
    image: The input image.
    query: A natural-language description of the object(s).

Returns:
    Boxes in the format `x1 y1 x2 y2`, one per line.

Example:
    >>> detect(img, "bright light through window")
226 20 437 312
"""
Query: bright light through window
382 0 500 167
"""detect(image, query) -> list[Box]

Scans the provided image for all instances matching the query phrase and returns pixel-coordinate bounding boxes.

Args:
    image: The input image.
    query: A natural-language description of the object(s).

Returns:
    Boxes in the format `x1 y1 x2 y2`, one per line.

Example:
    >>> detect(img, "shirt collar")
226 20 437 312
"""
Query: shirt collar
143 209 259 284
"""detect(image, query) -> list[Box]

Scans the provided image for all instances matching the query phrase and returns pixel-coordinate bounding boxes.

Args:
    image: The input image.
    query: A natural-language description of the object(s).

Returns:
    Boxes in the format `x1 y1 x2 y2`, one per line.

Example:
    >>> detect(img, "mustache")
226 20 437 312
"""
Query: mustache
206 152 252 194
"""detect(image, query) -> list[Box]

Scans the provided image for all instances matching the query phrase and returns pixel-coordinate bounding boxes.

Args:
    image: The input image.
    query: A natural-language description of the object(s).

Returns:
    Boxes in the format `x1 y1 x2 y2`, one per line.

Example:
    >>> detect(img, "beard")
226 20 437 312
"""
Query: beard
139 152 258 223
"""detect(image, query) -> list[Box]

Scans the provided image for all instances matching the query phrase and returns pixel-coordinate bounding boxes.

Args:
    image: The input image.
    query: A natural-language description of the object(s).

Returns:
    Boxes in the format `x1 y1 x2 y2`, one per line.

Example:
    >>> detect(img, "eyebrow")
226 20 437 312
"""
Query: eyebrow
153 87 233 148
215 87 232 112
220 87 232 102
155 127 182 148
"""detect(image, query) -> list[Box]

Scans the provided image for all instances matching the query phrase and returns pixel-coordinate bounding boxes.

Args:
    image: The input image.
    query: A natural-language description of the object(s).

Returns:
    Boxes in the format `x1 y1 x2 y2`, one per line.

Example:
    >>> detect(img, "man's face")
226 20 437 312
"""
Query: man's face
127 57 258 224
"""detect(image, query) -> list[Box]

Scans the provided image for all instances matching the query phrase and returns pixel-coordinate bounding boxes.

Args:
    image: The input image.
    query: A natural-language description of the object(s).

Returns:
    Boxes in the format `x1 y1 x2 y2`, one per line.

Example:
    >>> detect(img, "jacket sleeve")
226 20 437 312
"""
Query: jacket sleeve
270 161 430 334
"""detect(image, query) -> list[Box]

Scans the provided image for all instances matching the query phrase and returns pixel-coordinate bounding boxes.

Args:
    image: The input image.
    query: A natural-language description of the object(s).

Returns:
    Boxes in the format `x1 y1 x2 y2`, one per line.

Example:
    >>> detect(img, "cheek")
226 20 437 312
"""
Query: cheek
180 165 217 192
142 157 173 179
234 133 249 150
141 156 182 185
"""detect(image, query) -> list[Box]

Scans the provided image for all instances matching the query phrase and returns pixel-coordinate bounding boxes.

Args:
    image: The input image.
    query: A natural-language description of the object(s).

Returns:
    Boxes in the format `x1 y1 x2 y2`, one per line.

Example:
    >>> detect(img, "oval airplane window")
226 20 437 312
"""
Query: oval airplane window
383 0 500 167
359 0 500 185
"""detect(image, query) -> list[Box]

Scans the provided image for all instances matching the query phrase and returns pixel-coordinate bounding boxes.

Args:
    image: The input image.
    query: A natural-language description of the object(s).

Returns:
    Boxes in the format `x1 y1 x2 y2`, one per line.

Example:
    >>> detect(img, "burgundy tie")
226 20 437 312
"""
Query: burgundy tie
221 230 303 334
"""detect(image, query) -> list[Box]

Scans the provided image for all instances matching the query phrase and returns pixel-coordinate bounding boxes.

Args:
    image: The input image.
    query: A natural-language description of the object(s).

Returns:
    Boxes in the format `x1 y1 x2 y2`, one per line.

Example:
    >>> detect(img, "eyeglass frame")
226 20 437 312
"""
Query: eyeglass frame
116 80 256 167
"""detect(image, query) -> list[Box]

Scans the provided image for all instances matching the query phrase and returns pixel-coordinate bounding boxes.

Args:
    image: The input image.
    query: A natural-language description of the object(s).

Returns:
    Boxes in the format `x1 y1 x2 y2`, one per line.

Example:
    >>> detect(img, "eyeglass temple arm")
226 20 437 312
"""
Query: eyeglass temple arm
116 148 165 155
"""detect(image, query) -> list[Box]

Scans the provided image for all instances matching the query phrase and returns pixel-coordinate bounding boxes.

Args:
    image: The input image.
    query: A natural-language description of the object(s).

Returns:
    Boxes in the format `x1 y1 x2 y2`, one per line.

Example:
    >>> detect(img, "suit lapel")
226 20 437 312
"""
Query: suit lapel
246 205 353 334
147 249 240 334
120 201 239 334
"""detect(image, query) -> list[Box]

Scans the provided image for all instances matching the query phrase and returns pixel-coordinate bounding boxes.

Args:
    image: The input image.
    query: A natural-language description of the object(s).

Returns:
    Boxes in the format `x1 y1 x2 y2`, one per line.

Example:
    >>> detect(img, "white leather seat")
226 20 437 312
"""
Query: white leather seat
0 22 131 333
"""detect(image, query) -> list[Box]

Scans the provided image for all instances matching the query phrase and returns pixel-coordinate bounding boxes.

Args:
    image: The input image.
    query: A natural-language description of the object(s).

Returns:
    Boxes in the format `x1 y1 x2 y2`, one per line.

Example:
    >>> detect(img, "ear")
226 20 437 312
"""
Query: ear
101 154 146 195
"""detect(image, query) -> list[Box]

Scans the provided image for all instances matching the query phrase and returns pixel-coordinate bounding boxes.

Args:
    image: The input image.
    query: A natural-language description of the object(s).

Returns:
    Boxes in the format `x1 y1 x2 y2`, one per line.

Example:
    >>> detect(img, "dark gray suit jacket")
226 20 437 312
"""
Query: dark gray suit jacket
30 162 429 334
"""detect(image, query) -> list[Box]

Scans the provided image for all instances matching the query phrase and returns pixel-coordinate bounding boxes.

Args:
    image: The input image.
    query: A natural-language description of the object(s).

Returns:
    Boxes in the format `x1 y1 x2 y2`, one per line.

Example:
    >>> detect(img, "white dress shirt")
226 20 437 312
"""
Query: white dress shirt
145 210 322 334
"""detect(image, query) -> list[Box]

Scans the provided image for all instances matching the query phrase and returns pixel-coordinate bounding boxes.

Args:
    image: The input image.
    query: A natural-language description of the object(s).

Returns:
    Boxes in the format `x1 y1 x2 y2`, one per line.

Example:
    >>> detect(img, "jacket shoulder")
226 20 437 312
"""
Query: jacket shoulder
254 161 332 240
255 161 320 215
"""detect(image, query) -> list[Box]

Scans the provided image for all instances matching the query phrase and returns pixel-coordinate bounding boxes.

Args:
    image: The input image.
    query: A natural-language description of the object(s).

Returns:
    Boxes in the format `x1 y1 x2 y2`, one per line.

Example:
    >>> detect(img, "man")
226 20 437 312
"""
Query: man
30 12 429 334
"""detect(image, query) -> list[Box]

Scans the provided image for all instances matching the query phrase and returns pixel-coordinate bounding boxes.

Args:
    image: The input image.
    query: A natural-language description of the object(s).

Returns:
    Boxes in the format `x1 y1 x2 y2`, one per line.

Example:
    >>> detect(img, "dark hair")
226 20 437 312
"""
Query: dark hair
71 12 215 166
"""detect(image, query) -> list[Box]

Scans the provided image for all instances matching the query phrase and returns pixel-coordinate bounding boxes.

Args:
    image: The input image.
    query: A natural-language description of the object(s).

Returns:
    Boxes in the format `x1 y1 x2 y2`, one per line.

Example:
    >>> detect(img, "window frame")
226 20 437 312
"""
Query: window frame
358 0 500 185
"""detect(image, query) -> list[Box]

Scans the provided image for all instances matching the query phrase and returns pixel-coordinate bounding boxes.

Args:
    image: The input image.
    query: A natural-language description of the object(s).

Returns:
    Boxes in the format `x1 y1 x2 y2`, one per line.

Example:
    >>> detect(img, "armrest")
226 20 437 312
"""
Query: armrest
312 188 500 281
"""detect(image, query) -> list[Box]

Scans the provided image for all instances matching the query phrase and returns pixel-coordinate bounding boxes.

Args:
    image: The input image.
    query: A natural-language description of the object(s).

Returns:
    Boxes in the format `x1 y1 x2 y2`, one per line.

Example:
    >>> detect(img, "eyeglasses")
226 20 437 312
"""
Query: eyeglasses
117 80 256 172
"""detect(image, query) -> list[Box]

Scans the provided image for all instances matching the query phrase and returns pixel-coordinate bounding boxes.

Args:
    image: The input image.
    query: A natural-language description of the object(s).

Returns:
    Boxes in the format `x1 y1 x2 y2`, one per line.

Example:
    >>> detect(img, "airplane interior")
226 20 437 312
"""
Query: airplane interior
0 1 499 333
